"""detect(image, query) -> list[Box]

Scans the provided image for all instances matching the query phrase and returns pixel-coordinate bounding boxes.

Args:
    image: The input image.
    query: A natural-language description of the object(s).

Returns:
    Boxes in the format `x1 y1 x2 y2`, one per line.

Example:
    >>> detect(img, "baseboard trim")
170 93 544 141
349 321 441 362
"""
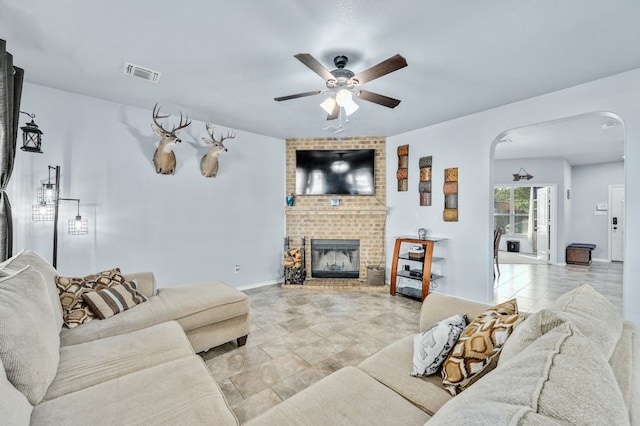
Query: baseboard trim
236 280 281 291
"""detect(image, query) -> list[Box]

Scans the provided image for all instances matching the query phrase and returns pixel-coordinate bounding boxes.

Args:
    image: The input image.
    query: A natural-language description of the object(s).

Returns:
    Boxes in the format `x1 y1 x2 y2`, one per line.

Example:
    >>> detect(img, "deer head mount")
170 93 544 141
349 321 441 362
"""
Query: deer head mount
200 123 235 178
151 103 191 175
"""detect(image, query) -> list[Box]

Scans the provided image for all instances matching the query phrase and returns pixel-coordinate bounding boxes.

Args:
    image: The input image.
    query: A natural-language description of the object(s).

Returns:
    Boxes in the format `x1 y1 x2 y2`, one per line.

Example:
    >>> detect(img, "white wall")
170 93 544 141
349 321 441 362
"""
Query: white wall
570 161 624 260
10 83 286 289
387 68 640 326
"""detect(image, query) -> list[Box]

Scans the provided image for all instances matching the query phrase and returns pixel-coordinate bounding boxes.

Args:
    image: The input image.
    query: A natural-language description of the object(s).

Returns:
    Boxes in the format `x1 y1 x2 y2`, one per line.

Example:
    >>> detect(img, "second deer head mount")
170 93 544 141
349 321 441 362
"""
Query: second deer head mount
151 104 191 175
200 122 235 178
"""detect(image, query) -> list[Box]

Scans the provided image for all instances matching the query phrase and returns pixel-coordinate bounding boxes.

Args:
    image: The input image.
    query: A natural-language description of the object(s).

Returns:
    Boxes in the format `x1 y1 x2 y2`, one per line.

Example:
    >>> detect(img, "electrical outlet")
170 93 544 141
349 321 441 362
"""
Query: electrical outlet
234 264 240 274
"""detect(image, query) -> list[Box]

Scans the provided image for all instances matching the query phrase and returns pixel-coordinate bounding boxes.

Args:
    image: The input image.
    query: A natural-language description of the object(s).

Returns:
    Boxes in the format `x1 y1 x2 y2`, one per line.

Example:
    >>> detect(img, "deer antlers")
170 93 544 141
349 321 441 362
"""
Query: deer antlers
204 122 235 143
152 103 191 133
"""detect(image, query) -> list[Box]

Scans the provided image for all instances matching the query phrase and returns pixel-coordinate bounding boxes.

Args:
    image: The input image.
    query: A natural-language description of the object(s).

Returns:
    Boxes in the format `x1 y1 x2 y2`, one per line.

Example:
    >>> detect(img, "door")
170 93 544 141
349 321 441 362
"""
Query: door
537 187 551 263
610 185 625 262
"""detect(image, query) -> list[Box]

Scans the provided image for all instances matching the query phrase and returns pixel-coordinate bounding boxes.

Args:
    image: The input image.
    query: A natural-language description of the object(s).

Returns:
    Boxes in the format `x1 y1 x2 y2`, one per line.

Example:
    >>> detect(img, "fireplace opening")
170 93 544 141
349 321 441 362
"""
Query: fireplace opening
310 239 360 279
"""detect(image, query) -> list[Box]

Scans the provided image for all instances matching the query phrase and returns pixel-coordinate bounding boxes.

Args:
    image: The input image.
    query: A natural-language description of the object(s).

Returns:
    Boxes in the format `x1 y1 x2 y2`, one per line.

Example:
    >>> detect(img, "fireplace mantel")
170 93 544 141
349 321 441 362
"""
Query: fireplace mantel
285 208 387 215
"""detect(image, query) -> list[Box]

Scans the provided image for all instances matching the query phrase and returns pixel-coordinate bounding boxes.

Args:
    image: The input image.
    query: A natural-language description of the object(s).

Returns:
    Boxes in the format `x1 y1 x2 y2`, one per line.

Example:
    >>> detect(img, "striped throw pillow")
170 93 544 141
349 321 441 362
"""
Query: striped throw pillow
82 280 148 319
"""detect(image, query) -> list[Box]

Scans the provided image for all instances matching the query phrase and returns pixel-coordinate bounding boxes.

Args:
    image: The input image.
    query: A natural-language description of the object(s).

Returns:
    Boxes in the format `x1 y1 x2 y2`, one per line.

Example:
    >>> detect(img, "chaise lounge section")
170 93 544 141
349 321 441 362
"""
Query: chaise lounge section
0 250 249 425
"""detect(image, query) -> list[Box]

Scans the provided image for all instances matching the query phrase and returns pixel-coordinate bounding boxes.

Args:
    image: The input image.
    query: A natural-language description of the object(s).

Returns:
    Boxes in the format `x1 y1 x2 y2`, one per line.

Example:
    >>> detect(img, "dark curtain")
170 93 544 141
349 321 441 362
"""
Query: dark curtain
0 39 24 261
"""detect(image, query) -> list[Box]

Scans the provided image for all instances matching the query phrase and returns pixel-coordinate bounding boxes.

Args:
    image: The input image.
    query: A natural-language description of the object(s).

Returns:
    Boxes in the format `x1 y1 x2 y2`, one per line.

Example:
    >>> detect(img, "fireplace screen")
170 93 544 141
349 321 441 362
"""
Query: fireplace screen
310 239 360 279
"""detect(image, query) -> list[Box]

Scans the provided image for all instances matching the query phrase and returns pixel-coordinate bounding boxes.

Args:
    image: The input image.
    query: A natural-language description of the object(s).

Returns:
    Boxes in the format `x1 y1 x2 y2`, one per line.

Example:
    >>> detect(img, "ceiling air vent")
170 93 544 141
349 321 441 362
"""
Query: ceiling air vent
123 62 161 83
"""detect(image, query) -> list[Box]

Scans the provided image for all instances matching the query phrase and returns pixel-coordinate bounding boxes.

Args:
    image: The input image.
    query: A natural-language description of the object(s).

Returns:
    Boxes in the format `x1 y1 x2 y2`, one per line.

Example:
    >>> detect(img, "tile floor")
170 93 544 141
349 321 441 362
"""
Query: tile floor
201 261 623 423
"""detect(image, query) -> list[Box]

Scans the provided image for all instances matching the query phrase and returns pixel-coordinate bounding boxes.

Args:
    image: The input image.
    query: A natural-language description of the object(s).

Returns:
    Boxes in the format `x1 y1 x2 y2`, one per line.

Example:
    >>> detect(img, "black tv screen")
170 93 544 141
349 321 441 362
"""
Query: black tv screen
295 149 375 195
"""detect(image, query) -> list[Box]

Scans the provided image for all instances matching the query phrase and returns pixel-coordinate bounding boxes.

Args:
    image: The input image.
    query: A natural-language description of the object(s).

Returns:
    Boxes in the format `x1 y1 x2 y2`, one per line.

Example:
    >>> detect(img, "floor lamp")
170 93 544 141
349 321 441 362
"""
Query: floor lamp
32 165 88 268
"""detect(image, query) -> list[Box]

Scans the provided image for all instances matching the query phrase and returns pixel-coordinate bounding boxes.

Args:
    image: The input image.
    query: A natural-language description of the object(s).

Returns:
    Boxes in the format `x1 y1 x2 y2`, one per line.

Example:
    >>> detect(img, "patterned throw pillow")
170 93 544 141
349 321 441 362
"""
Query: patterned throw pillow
411 314 467 377
441 299 522 395
56 268 126 328
82 280 148 319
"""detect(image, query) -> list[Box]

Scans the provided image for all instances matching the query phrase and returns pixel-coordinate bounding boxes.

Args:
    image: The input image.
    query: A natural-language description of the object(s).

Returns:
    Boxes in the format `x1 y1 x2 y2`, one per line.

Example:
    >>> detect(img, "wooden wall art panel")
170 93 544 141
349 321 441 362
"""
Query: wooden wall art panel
397 145 409 191
443 167 458 222
419 156 432 206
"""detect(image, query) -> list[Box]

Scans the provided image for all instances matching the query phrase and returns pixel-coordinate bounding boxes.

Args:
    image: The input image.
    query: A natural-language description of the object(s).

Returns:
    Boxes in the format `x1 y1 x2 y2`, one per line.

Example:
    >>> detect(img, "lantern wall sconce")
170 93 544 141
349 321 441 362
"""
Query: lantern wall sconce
32 165 89 268
512 167 534 181
19 111 43 153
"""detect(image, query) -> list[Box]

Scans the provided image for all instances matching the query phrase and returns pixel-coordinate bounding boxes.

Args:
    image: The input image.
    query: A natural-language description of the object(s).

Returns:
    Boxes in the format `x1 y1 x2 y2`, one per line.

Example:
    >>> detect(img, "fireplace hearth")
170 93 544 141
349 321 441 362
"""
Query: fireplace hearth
311 239 360 279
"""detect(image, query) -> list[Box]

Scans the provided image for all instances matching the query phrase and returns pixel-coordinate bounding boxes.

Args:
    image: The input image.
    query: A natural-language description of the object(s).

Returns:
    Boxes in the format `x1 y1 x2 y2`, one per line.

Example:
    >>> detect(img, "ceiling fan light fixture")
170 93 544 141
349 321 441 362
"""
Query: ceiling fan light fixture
320 97 337 115
335 89 352 107
342 97 359 116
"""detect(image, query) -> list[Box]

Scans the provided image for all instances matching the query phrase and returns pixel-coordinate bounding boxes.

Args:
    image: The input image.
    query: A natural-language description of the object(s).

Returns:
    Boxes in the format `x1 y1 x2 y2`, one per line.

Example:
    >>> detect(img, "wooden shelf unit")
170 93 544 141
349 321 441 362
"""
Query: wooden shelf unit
390 237 444 301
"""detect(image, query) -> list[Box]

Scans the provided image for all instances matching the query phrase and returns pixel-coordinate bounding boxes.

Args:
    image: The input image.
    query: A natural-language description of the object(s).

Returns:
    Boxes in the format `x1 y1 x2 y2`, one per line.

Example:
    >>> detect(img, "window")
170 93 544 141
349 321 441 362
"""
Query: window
494 186 532 236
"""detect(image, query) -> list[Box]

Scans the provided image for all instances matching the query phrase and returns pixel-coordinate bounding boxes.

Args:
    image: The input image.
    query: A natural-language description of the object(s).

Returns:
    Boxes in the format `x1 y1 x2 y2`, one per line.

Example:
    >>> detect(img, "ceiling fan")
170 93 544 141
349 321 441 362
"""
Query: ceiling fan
274 53 408 120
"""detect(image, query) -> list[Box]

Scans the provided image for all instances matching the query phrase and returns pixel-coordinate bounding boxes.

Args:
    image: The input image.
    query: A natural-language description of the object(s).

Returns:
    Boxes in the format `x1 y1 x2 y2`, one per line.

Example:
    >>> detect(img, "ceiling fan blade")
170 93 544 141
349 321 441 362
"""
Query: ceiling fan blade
356 90 401 108
326 103 340 120
352 54 408 85
274 90 323 102
294 53 335 81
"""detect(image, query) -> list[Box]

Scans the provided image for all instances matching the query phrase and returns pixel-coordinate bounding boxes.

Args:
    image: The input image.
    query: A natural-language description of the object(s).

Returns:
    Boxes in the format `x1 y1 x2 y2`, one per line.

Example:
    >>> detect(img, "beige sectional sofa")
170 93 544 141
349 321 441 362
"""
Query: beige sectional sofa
0 250 249 425
249 286 639 425
2 248 637 425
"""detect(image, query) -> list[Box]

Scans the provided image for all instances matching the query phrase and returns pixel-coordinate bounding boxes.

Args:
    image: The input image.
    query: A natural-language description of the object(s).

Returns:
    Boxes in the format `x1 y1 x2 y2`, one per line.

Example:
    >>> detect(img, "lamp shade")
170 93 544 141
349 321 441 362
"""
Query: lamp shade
32 202 54 221
335 89 352 106
68 215 88 235
342 97 360 116
320 97 337 114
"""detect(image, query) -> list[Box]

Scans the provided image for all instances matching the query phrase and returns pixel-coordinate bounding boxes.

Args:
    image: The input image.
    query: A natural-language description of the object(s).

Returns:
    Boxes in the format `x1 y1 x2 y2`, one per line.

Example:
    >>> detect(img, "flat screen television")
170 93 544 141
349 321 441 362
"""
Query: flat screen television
295 149 375 195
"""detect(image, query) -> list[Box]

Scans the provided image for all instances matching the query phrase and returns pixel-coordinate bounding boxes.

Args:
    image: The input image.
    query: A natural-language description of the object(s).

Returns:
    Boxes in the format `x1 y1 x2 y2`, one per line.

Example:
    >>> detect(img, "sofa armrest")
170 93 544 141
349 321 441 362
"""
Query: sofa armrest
419 293 490 332
124 272 156 297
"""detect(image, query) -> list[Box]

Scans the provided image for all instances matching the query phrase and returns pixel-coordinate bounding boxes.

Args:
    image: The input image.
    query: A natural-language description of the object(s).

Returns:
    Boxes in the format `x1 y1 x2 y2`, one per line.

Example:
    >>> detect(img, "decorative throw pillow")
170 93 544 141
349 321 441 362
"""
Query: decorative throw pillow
82 280 148 319
56 268 126 328
0 266 61 405
441 299 522 395
410 314 467 377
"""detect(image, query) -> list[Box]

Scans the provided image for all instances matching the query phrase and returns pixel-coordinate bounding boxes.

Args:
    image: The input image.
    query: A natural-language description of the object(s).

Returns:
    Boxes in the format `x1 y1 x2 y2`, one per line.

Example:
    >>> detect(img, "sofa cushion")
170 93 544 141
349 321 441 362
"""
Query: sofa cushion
499 309 564 365
0 266 60 405
244 366 431 425
428 322 629 426
56 267 128 328
0 356 32 426
441 299 522 395
32 356 238 426
609 321 640 422
419 293 490 333
43 321 194 401
60 280 249 347
0 250 64 331
411 314 466 377
500 285 623 365
358 335 453 415
82 279 148 319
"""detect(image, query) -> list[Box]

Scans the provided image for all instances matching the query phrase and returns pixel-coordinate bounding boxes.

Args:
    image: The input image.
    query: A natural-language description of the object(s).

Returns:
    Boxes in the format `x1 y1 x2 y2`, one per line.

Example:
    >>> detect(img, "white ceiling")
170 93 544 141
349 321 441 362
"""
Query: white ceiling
494 112 625 166
1 0 639 163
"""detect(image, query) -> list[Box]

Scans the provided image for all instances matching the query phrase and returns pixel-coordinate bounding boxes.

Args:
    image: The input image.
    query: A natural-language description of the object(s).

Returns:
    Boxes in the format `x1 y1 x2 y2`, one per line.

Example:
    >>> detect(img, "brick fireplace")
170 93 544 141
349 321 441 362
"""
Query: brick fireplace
285 136 386 285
